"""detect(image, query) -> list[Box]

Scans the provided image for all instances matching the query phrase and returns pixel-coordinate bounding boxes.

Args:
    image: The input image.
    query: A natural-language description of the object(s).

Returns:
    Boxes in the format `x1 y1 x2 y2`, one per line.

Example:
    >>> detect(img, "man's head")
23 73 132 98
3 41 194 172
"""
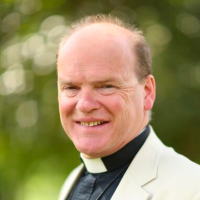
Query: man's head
57 15 152 81
57 14 156 158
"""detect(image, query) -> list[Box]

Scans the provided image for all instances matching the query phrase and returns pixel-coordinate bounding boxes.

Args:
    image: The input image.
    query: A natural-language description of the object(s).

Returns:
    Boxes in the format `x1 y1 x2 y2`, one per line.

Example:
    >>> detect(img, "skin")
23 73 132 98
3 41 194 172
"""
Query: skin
57 24 156 158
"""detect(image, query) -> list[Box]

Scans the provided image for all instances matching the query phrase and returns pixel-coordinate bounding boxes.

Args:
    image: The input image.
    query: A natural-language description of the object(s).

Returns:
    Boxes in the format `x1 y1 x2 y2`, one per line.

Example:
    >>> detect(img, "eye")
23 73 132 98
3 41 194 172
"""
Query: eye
102 85 114 88
97 84 117 95
61 85 79 97
64 86 77 90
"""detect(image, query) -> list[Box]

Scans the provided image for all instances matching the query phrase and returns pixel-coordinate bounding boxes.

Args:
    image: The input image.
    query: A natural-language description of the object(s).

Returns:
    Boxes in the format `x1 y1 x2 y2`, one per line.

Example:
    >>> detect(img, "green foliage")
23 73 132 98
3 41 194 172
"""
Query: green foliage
0 0 200 199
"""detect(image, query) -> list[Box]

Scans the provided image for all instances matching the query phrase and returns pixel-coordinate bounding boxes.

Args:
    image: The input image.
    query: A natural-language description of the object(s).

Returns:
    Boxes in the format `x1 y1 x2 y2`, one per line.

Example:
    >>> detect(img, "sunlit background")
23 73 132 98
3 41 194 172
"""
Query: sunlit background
0 0 200 199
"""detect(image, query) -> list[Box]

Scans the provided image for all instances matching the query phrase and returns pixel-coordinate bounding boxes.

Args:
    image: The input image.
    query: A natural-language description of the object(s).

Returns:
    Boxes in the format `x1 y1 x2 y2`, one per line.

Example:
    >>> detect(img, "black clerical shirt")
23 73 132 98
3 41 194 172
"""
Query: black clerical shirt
67 125 150 200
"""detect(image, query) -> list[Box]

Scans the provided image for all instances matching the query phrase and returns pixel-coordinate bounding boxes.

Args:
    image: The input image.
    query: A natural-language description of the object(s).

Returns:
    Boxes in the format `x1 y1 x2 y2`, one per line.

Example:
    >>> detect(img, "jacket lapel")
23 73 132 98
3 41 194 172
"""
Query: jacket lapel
58 164 84 200
111 127 164 200
111 171 150 200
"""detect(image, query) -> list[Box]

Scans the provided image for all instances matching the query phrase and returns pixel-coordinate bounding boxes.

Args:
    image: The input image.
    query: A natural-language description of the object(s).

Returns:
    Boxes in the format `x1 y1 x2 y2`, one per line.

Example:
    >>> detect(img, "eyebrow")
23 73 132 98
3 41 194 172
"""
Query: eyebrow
58 78 118 85
58 80 74 85
91 78 117 84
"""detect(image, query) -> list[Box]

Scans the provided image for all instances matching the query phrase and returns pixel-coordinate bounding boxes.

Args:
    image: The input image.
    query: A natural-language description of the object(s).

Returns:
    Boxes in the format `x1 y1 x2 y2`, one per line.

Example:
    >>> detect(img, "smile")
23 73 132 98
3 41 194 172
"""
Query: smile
80 121 106 127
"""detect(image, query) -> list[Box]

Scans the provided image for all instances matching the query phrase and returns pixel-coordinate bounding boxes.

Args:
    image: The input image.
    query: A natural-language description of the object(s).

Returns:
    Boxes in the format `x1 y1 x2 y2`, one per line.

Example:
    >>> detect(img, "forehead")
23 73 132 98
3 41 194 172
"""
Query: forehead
58 24 134 60
57 24 137 81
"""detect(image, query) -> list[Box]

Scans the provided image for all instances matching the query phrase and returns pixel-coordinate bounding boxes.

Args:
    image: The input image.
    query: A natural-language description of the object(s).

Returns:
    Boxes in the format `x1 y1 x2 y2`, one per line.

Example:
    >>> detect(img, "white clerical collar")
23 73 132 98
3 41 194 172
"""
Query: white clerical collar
80 154 107 173
80 125 150 174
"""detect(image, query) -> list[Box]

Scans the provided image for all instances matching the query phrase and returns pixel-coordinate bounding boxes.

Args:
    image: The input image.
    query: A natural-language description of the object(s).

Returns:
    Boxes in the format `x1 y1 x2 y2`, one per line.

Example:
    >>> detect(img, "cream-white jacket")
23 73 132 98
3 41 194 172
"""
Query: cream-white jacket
58 127 200 200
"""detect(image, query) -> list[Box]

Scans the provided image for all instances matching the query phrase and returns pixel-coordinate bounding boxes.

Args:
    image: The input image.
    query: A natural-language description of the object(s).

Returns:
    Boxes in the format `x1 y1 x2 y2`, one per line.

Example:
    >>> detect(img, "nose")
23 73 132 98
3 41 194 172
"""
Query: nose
76 89 101 113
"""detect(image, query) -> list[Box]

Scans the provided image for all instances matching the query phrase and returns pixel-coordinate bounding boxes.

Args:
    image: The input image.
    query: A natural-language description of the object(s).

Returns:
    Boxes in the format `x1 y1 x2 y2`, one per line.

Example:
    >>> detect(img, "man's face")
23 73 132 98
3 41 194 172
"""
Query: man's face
57 25 154 158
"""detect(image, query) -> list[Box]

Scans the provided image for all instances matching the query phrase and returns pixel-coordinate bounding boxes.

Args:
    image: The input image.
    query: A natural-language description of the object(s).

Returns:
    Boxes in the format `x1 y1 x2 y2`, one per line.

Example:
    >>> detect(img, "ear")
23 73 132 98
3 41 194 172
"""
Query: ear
143 75 156 110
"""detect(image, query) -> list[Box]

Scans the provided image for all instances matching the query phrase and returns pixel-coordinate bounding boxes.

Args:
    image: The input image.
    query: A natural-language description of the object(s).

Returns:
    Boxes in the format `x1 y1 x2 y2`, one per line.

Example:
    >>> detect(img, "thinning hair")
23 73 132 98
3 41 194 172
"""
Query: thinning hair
57 14 152 81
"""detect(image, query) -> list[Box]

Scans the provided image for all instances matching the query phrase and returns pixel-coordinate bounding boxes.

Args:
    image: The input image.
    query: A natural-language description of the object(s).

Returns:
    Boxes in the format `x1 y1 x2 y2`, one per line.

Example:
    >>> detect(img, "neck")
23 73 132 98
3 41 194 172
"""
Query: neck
80 125 150 173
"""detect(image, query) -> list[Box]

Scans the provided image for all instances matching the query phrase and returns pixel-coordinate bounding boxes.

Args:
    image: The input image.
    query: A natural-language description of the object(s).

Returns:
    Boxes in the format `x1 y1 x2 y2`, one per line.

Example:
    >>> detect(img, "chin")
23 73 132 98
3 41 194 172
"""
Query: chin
75 143 107 158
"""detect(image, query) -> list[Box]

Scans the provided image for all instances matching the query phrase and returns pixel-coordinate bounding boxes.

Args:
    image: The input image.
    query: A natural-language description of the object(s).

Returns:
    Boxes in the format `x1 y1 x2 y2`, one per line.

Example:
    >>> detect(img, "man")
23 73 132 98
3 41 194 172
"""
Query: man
57 14 200 200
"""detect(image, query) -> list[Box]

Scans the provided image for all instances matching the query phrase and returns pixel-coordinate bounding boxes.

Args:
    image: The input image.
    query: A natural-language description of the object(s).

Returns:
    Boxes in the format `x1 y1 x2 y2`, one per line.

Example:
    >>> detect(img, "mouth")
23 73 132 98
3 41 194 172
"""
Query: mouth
77 121 109 127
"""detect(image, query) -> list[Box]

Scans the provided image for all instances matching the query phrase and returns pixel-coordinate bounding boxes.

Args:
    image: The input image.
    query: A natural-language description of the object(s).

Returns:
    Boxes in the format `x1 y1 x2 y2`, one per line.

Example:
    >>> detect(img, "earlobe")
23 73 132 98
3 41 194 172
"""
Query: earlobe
144 75 156 111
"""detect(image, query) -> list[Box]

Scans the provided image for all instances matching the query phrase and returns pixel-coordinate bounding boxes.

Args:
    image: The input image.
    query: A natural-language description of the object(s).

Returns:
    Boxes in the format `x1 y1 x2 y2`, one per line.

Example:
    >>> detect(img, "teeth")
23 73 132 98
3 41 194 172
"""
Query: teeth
80 121 104 127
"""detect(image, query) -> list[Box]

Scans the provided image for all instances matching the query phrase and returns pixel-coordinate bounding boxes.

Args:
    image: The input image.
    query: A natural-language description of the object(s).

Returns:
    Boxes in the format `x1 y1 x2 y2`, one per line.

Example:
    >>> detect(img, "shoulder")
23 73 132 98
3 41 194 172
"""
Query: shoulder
147 126 200 180
159 145 200 183
149 146 200 199
145 128 200 199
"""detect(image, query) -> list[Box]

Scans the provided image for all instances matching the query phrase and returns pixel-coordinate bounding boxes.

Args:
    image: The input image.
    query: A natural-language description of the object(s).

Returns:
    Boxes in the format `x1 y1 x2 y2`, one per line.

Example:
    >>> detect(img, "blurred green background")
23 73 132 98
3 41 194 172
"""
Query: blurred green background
0 0 200 199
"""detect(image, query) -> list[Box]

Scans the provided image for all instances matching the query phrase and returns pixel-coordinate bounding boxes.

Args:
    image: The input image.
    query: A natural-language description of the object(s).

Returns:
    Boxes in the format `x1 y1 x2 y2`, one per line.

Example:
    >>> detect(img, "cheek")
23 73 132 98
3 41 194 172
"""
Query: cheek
120 93 144 122
103 95 123 111
58 97 75 136
116 92 135 115
103 94 130 124
58 95 75 118
58 97 67 114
